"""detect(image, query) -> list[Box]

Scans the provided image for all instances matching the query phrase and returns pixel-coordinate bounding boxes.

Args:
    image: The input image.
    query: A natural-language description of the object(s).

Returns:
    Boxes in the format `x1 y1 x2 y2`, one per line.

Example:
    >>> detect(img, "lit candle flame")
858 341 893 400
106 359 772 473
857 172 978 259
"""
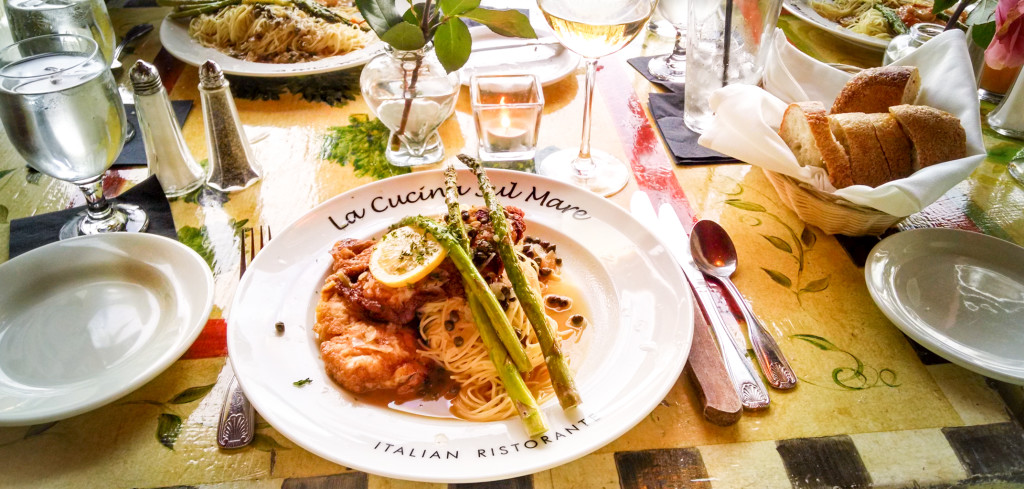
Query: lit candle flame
499 96 511 135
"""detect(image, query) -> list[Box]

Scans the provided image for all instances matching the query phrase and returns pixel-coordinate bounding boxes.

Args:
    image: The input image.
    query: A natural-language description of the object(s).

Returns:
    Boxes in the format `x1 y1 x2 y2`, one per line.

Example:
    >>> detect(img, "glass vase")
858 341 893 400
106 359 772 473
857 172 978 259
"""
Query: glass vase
988 65 1024 140
360 44 460 167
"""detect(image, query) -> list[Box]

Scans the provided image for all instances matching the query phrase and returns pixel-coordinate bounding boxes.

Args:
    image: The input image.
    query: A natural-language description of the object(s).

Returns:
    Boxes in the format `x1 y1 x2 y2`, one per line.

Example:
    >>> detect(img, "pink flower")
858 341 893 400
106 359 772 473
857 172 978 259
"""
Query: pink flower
985 0 1024 70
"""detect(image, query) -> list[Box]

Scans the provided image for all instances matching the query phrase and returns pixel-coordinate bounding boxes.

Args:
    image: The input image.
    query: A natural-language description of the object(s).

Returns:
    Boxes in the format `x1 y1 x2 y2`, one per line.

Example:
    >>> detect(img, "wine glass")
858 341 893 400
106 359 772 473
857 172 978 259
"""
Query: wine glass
0 34 148 239
3 0 116 65
537 0 656 196
647 0 688 81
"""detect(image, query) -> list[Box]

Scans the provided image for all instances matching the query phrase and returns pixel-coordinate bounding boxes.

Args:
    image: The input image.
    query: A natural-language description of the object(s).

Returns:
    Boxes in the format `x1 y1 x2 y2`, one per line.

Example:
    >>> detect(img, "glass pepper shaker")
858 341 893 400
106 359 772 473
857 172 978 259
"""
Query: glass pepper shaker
884 22 945 65
199 60 261 192
129 60 206 197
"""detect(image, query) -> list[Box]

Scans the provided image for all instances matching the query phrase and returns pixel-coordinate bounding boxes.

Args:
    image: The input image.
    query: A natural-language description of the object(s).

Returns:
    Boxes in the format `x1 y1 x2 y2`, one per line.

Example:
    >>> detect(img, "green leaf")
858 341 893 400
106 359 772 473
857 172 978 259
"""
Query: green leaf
381 21 427 51
167 383 215 404
761 268 792 288
724 199 766 212
966 0 997 26
800 276 830 293
322 115 411 180
0 168 15 181
434 18 472 72
791 334 840 351
177 226 215 270
356 0 403 39
971 20 996 48
253 433 288 452
0 205 8 224
932 0 958 14
156 413 182 450
762 235 793 254
458 8 537 38
23 422 57 439
440 0 478 16
800 226 816 249
293 378 313 386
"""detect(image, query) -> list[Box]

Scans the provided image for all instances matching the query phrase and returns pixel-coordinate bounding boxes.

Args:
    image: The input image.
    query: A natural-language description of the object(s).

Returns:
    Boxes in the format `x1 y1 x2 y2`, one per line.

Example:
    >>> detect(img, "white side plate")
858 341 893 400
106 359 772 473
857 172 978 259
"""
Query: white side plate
0 233 214 426
159 16 383 77
227 169 693 483
866 228 1024 384
458 26 580 87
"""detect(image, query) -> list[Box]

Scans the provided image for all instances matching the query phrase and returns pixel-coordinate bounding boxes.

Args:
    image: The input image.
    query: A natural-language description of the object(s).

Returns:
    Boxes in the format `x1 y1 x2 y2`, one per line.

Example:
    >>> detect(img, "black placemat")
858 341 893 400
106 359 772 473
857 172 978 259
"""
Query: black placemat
8 176 177 258
114 101 193 167
627 55 685 93
648 91 738 165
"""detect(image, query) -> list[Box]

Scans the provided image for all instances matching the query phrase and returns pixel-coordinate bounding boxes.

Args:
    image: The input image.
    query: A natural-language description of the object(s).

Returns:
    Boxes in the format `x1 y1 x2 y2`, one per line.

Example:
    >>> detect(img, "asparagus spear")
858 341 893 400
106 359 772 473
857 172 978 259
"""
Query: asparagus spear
443 164 547 436
460 155 581 409
393 215 533 373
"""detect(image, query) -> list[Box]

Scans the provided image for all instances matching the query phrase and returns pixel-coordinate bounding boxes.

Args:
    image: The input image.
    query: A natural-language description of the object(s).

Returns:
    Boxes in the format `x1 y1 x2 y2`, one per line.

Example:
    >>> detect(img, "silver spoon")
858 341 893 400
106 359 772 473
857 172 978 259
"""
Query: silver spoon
690 220 798 390
111 23 154 70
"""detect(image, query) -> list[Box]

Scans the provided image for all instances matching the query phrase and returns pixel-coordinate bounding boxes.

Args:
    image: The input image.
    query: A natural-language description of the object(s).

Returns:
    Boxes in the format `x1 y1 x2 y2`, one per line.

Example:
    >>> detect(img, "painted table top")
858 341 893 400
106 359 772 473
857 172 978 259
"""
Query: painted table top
1 6 1023 489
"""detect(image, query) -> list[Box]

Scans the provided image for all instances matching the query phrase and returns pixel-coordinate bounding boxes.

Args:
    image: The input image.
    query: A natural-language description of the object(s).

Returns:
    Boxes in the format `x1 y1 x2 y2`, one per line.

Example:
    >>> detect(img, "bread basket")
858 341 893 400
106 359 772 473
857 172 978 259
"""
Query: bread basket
762 170 905 236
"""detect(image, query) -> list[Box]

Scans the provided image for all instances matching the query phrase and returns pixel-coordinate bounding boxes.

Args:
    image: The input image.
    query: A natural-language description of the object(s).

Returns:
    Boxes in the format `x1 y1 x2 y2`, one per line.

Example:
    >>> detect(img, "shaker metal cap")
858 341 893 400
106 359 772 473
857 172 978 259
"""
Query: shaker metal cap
199 60 228 90
129 60 162 95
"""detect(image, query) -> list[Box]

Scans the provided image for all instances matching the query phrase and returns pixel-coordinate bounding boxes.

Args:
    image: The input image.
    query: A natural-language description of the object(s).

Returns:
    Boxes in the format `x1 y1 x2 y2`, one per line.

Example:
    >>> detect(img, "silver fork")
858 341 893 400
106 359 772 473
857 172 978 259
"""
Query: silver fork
217 226 271 449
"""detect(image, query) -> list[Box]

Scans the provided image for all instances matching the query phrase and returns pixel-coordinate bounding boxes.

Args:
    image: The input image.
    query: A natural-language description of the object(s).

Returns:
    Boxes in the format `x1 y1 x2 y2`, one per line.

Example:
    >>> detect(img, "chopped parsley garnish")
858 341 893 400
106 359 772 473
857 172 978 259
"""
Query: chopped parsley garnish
293 378 313 387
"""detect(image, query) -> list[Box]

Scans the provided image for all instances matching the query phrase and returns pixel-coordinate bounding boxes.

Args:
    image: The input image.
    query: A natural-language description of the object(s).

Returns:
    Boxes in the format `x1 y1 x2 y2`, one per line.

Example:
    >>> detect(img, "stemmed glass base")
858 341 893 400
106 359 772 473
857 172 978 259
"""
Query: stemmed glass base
60 202 149 240
537 148 630 197
648 26 687 81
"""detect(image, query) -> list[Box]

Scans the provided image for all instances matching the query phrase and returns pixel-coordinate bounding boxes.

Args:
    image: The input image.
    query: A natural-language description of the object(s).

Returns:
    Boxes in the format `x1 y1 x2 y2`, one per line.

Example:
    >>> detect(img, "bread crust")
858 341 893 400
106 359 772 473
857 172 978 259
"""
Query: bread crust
829 113 892 187
830 66 921 114
889 104 967 169
868 113 914 180
779 101 854 188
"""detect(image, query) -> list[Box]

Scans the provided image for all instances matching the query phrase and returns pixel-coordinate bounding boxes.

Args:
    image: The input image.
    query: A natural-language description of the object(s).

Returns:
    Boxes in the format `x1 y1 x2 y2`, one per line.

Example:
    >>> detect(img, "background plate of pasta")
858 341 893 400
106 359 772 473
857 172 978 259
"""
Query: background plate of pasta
226 169 694 483
784 0 892 50
159 1 382 77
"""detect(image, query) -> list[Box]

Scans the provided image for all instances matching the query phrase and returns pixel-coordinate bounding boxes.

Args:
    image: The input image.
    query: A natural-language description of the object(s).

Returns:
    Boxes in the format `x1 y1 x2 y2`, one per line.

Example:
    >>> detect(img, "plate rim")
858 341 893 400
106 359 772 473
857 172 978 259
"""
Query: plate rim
159 15 384 78
226 169 694 482
783 0 889 50
865 228 1024 384
0 232 215 426
458 26 580 87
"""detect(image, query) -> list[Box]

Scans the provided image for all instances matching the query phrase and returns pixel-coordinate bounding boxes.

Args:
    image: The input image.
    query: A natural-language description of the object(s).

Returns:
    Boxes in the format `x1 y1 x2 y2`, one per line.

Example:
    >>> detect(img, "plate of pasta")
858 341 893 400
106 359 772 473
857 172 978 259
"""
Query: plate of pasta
784 0 923 50
226 168 693 482
159 1 382 77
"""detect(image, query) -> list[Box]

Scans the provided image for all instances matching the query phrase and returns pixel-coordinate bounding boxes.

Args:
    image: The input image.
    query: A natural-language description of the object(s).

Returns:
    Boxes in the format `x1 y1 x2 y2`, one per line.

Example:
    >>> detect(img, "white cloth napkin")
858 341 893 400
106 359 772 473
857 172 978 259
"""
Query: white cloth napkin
699 29 986 217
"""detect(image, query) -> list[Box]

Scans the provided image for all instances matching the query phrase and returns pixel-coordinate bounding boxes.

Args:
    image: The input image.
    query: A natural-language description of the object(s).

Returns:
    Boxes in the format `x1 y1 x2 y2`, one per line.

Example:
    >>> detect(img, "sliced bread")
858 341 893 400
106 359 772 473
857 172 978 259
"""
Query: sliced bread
778 101 854 188
888 104 967 169
868 113 914 180
830 66 921 114
828 113 892 187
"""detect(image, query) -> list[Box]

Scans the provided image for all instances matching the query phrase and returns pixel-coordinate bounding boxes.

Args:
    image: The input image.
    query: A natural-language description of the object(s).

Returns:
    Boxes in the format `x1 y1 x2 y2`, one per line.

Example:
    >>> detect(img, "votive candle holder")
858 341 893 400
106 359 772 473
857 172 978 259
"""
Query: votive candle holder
470 74 543 162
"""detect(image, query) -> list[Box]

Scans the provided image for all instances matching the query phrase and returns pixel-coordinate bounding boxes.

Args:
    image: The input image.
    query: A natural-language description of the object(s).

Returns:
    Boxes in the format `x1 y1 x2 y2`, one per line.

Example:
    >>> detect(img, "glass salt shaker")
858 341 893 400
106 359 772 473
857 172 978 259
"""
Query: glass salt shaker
884 22 945 65
199 60 261 192
130 60 205 197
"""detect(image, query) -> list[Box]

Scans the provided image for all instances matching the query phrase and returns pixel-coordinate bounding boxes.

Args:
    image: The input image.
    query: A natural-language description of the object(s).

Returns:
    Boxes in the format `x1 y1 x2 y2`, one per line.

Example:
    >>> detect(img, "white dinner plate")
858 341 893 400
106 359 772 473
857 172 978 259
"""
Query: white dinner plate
0 233 214 426
228 169 693 483
458 26 580 87
865 228 1024 384
784 0 889 50
159 16 384 77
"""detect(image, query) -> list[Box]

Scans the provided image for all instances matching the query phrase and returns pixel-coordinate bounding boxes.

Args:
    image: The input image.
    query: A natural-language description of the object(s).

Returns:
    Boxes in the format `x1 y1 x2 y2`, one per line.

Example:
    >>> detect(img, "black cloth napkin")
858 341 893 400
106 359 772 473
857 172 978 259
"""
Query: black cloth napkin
8 176 177 259
114 101 193 167
628 56 738 166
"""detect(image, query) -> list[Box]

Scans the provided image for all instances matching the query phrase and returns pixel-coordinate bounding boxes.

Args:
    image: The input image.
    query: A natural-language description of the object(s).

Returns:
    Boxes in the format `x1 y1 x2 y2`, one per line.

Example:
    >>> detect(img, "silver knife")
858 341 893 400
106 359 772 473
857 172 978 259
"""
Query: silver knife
655 202 770 410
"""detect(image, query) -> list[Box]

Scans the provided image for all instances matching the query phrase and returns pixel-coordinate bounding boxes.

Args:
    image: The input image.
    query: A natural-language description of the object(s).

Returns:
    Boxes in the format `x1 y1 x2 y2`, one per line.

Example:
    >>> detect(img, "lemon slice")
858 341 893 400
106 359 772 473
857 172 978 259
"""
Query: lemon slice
369 225 448 287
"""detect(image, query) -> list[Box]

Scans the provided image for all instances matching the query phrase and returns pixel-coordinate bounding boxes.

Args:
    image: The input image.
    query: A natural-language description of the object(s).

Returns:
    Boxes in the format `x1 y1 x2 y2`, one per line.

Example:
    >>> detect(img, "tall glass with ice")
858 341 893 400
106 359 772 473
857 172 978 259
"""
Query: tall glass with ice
0 34 147 239
683 0 783 134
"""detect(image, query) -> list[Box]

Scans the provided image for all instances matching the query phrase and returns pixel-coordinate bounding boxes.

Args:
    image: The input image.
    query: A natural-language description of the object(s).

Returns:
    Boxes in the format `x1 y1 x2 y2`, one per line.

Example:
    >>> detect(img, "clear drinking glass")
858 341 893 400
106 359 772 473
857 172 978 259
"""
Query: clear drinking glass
648 0 689 81
537 0 657 196
3 0 116 65
0 34 147 239
684 0 782 134
471 74 544 162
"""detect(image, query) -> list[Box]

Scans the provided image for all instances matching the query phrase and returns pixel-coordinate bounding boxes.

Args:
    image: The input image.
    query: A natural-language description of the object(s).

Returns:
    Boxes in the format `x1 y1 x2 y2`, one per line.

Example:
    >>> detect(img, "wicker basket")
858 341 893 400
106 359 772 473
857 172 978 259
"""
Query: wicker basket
763 169 904 236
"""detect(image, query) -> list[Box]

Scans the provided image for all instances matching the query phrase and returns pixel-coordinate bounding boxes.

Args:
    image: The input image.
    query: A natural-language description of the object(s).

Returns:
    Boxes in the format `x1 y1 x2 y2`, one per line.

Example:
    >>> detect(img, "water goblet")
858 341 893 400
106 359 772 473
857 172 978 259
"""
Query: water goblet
648 0 688 81
536 0 657 196
0 34 148 239
3 0 116 65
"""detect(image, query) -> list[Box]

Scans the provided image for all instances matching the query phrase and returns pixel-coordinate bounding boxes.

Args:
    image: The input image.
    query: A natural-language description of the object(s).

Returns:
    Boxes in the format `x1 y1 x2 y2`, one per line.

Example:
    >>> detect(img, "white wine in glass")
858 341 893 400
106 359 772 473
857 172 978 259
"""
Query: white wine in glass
537 0 656 196
0 34 147 239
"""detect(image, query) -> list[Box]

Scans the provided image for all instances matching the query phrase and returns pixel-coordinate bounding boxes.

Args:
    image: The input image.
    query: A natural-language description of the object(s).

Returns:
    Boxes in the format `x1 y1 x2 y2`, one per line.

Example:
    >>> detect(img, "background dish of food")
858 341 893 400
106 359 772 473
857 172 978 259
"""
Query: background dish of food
784 0 889 50
159 16 383 77
226 169 693 482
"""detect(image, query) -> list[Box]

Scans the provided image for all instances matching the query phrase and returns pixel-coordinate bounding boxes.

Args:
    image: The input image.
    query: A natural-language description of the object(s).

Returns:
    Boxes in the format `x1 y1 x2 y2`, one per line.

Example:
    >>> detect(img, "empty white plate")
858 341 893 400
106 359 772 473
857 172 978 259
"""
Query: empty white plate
0 233 214 426
865 228 1024 384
